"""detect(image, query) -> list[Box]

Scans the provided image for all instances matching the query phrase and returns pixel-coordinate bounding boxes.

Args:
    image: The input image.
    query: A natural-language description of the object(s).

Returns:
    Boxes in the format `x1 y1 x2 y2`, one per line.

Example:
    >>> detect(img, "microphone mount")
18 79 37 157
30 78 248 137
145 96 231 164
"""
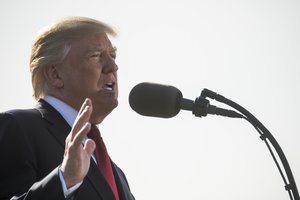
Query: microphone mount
180 96 243 118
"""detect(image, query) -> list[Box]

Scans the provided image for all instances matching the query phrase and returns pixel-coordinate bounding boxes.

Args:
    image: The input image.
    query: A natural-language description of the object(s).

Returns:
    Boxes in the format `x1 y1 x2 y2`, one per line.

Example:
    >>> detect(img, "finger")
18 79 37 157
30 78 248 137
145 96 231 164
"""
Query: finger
71 100 93 139
71 106 91 141
83 139 96 156
78 98 91 116
72 122 91 147
76 98 92 123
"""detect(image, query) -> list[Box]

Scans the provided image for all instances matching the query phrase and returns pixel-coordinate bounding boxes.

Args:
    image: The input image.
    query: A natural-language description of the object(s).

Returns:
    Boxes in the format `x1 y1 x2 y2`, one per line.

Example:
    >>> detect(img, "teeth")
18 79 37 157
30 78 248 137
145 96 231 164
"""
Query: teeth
105 83 113 91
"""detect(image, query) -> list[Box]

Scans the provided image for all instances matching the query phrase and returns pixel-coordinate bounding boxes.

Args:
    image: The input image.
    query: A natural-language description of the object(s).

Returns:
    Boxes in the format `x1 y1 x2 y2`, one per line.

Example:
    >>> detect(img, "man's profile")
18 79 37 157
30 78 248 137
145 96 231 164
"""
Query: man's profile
0 16 135 200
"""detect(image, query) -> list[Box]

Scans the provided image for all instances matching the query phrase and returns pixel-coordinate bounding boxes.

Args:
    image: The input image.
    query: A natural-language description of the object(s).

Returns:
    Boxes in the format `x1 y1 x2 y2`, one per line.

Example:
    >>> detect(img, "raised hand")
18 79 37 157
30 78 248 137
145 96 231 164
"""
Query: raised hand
60 98 96 188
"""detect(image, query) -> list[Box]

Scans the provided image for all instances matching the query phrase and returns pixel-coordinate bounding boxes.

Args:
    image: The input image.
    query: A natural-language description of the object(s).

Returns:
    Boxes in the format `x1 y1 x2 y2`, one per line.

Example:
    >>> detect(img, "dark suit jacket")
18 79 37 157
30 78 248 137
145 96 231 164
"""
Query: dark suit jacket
0 100 135 200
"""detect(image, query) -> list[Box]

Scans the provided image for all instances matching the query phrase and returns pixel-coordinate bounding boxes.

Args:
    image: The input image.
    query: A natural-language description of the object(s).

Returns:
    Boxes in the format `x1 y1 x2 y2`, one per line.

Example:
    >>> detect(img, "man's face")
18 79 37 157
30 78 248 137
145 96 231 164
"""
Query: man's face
58 32 118 124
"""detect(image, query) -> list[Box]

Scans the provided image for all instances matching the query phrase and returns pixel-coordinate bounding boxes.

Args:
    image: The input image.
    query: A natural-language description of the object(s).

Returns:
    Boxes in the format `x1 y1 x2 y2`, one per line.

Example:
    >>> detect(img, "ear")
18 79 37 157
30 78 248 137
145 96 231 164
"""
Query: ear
43 65 64 88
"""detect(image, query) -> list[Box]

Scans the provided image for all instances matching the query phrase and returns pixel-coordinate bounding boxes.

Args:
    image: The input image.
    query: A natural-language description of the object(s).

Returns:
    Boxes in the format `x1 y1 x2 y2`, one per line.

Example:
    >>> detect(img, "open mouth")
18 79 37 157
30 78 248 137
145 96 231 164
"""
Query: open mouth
104 82 114 91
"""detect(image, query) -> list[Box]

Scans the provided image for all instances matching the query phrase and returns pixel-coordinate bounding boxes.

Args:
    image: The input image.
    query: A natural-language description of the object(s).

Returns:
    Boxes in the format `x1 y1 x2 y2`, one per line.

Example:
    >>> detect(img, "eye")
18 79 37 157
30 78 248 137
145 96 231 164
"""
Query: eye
91 52 101 58
89 52 102 62
110 47 117 60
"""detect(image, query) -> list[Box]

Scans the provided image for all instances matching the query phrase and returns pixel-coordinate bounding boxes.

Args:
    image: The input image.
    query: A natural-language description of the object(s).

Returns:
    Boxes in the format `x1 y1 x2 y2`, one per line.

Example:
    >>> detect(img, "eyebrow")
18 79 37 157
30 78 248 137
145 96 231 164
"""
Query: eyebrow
86 46 117 53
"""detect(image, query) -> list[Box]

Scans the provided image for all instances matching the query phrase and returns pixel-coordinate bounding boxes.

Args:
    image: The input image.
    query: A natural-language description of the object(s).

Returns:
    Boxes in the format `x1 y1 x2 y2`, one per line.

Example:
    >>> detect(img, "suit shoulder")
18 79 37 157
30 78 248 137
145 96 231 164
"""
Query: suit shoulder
2 108 40 117
0 108 43 136
1 108 41 122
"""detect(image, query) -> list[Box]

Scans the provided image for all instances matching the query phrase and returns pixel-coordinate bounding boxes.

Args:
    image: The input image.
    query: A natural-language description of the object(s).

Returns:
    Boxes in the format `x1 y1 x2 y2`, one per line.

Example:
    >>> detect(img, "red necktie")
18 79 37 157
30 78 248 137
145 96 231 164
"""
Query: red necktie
88 125 120 200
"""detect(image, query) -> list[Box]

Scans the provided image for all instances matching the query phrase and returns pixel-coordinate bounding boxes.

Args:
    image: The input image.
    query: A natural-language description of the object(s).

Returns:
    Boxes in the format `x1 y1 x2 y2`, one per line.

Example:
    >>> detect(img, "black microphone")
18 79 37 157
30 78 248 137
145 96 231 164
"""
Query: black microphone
128 82 187 118
129 82 243 118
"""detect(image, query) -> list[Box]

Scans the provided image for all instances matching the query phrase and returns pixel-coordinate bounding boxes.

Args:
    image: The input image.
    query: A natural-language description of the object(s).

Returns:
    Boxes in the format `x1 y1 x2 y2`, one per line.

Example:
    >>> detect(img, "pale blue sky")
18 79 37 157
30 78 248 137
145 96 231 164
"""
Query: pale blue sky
1 0 299 199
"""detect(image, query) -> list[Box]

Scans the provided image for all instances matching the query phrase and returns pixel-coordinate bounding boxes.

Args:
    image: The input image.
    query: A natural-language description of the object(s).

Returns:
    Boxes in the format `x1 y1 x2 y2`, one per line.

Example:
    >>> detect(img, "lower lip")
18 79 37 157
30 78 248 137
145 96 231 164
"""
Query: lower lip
102 88 117 96
103 88 114 92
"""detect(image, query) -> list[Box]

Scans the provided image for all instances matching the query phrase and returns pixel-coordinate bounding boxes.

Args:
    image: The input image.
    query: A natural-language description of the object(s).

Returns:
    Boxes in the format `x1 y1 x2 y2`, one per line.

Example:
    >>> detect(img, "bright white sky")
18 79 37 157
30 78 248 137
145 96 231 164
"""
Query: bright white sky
1 0 299 199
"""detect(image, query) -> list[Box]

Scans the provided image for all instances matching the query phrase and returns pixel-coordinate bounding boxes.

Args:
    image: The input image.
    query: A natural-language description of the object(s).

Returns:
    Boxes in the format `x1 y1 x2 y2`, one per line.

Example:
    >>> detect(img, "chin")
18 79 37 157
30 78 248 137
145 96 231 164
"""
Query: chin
91 102 118 124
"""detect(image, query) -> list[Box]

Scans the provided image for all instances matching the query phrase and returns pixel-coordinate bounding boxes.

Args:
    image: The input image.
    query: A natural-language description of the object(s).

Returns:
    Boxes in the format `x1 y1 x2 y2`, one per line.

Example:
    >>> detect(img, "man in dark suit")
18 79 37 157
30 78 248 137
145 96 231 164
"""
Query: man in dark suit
0 16 135 200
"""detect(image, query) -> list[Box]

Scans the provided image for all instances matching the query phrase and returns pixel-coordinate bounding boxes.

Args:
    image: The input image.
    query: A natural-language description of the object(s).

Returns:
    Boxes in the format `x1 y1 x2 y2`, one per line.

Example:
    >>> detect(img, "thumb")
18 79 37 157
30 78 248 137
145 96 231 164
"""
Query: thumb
84 139 96 156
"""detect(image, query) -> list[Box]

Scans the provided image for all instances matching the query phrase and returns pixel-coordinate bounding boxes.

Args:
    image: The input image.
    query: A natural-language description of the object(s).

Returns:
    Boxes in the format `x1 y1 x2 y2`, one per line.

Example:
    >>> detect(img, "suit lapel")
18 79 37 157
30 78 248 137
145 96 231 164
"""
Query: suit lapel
85 159 116 200
112 162 134 200
86 159 134 200
35 99 71 147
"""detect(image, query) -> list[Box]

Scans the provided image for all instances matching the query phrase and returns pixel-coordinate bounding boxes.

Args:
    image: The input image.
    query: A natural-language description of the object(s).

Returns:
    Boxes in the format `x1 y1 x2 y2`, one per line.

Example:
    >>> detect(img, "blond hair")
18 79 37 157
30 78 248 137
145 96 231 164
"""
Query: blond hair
30 16 116 99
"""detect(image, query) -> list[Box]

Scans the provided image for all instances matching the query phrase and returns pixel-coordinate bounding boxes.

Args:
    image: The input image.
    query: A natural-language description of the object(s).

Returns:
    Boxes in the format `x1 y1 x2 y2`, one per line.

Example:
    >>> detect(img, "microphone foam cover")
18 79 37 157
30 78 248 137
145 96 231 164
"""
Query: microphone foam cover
129 82 182 118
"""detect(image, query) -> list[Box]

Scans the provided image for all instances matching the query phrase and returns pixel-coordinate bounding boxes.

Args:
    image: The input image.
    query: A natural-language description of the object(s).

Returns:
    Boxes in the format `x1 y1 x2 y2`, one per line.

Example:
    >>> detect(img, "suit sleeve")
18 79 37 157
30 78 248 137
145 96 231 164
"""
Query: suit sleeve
0 112 65 200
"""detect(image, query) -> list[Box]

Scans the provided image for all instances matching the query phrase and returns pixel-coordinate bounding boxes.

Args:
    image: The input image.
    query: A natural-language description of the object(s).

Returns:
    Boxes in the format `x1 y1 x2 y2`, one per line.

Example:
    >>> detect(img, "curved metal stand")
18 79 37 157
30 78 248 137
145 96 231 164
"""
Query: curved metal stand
200 88 299 200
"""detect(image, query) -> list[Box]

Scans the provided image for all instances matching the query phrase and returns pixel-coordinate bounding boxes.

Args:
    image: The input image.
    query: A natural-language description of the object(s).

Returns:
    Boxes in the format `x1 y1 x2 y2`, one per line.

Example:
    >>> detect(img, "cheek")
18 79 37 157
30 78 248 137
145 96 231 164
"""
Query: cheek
94 73 106 90
82 65 102 87
68 71 96 93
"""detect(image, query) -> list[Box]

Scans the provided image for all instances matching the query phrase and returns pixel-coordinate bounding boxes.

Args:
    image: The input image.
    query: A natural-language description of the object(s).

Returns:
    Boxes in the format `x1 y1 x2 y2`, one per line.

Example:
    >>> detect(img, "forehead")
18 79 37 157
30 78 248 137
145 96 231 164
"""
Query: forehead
72 32 114 52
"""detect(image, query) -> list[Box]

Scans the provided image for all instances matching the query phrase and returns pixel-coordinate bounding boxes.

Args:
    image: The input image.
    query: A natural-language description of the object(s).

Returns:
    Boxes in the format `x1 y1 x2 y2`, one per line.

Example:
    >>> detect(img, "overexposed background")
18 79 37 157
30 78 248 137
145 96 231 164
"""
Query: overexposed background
0 0 299 199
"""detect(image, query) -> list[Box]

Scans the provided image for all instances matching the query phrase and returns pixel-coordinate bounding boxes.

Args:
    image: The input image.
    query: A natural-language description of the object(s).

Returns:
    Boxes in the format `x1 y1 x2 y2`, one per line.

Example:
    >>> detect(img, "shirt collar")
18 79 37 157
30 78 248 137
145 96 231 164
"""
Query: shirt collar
43 95 78 127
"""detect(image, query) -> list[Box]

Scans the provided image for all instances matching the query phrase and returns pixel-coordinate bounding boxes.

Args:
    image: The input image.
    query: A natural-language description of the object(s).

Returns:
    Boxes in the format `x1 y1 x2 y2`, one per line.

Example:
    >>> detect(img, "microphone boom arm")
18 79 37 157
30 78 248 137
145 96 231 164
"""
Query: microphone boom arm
201 88 299 200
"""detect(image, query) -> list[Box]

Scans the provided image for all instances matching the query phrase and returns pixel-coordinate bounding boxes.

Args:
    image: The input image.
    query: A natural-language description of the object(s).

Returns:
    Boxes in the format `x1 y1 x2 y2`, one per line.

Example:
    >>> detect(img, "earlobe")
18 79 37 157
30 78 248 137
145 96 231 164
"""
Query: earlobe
44 65 64 88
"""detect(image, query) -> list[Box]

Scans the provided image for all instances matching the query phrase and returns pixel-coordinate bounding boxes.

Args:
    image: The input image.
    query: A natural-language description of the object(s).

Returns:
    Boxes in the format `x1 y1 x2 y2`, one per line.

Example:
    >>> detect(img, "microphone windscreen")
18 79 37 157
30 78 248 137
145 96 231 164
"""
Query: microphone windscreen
129 82 183 118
